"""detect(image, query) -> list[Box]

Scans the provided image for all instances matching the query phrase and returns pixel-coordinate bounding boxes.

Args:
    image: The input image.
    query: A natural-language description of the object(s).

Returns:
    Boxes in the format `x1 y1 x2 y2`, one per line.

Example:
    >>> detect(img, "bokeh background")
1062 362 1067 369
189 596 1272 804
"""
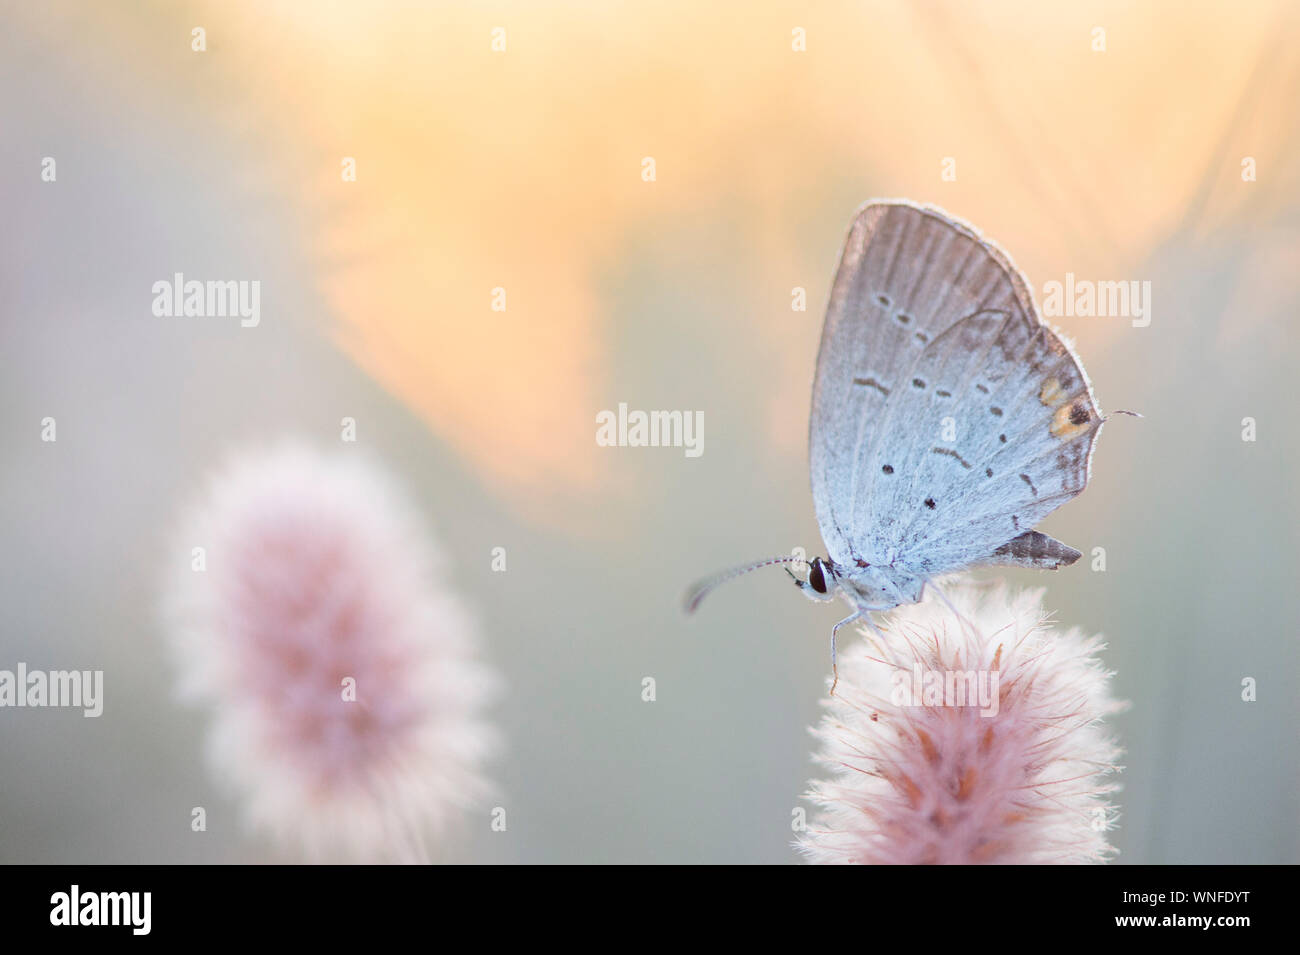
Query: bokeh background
3 0 1298 863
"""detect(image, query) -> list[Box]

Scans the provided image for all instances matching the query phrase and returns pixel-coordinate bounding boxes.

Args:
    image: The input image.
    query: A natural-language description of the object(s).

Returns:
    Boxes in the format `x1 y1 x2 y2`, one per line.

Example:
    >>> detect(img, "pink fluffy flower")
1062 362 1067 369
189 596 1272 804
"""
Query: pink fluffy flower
162 443 497 862
799 583 1124 865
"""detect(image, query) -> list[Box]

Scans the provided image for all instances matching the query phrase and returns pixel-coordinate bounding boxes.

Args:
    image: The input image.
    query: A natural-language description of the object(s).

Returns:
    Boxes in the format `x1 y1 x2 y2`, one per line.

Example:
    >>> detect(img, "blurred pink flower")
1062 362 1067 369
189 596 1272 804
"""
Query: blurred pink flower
162 443 498 862
799 583 1124 865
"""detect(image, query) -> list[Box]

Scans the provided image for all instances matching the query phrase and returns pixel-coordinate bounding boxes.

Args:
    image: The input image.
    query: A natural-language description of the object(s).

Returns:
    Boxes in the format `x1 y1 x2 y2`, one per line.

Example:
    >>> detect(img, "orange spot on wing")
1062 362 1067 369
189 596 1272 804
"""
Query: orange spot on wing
1038 377 1066 407
1050 399 1094 439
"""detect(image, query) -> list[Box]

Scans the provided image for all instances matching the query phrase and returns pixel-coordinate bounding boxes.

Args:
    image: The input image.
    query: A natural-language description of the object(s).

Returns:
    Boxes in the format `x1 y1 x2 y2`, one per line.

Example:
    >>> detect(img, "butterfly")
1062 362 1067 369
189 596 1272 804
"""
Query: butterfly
686 200 1131 692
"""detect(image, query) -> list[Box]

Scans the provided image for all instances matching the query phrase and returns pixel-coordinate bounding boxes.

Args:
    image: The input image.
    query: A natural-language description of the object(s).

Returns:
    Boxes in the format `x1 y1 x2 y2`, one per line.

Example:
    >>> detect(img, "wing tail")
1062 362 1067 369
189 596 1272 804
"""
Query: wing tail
983 531 1081 570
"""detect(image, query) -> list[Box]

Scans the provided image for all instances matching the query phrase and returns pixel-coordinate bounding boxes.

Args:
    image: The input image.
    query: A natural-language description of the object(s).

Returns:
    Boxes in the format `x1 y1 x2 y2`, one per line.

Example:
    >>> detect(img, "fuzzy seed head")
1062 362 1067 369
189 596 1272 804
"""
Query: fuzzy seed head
799 583 1124 865
162 443 498 862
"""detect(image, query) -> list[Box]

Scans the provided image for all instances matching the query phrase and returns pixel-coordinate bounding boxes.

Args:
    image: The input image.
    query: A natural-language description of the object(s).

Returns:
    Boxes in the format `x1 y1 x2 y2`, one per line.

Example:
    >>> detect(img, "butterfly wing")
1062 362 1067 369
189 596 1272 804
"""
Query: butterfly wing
809 201 1043 566
984 531 1082 570
865 306 1100 575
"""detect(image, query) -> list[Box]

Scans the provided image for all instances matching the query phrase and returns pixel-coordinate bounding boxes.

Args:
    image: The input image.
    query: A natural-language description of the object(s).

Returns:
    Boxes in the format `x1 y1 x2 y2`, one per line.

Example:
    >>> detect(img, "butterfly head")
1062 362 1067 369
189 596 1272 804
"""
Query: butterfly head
791 556 839 603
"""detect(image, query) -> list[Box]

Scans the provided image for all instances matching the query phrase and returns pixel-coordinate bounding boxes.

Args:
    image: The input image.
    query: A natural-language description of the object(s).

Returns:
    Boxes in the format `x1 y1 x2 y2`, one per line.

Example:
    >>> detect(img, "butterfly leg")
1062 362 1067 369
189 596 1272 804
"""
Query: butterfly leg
858 610 888 644
922 576 975 632
829 611 862 696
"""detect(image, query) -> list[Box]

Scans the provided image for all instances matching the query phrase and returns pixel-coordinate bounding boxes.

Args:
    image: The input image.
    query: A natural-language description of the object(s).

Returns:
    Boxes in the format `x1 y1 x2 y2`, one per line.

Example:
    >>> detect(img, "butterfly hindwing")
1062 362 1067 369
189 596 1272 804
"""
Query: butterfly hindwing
883 308 1101 575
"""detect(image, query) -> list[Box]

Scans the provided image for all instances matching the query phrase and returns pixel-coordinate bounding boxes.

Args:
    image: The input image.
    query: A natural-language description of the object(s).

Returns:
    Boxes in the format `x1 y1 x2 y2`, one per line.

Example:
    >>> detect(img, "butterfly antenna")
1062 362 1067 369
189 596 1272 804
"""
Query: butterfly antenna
683 555 806 614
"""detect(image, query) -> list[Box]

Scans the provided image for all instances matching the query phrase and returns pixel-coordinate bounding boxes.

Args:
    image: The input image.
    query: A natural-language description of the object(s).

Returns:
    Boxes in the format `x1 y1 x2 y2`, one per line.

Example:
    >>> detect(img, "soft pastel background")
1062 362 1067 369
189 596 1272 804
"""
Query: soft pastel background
2 1 1297 863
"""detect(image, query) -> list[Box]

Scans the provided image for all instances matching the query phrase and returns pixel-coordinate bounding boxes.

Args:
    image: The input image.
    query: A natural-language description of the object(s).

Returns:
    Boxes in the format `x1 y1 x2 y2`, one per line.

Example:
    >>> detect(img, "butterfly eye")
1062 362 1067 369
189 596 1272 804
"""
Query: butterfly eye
809 559 828 594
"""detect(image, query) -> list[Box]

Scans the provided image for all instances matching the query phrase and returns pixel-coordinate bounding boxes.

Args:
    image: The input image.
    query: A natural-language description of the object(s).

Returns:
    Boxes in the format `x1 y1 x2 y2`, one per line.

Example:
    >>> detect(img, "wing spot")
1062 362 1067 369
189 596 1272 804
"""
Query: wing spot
912 378 926 389
936 389 951 398
1020 473 1038 497
985 467 993 477
1039 377 1066 407
914 331 930 344
976 383 990 394
924 497 937 509
1012 515 1021 530
931 447 972 469
881 464 894 474
1051 400 1093 438
990 406 1003 417
853 376 891 396
876 294 891 307
896 313 912 325
999 434 1007 443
